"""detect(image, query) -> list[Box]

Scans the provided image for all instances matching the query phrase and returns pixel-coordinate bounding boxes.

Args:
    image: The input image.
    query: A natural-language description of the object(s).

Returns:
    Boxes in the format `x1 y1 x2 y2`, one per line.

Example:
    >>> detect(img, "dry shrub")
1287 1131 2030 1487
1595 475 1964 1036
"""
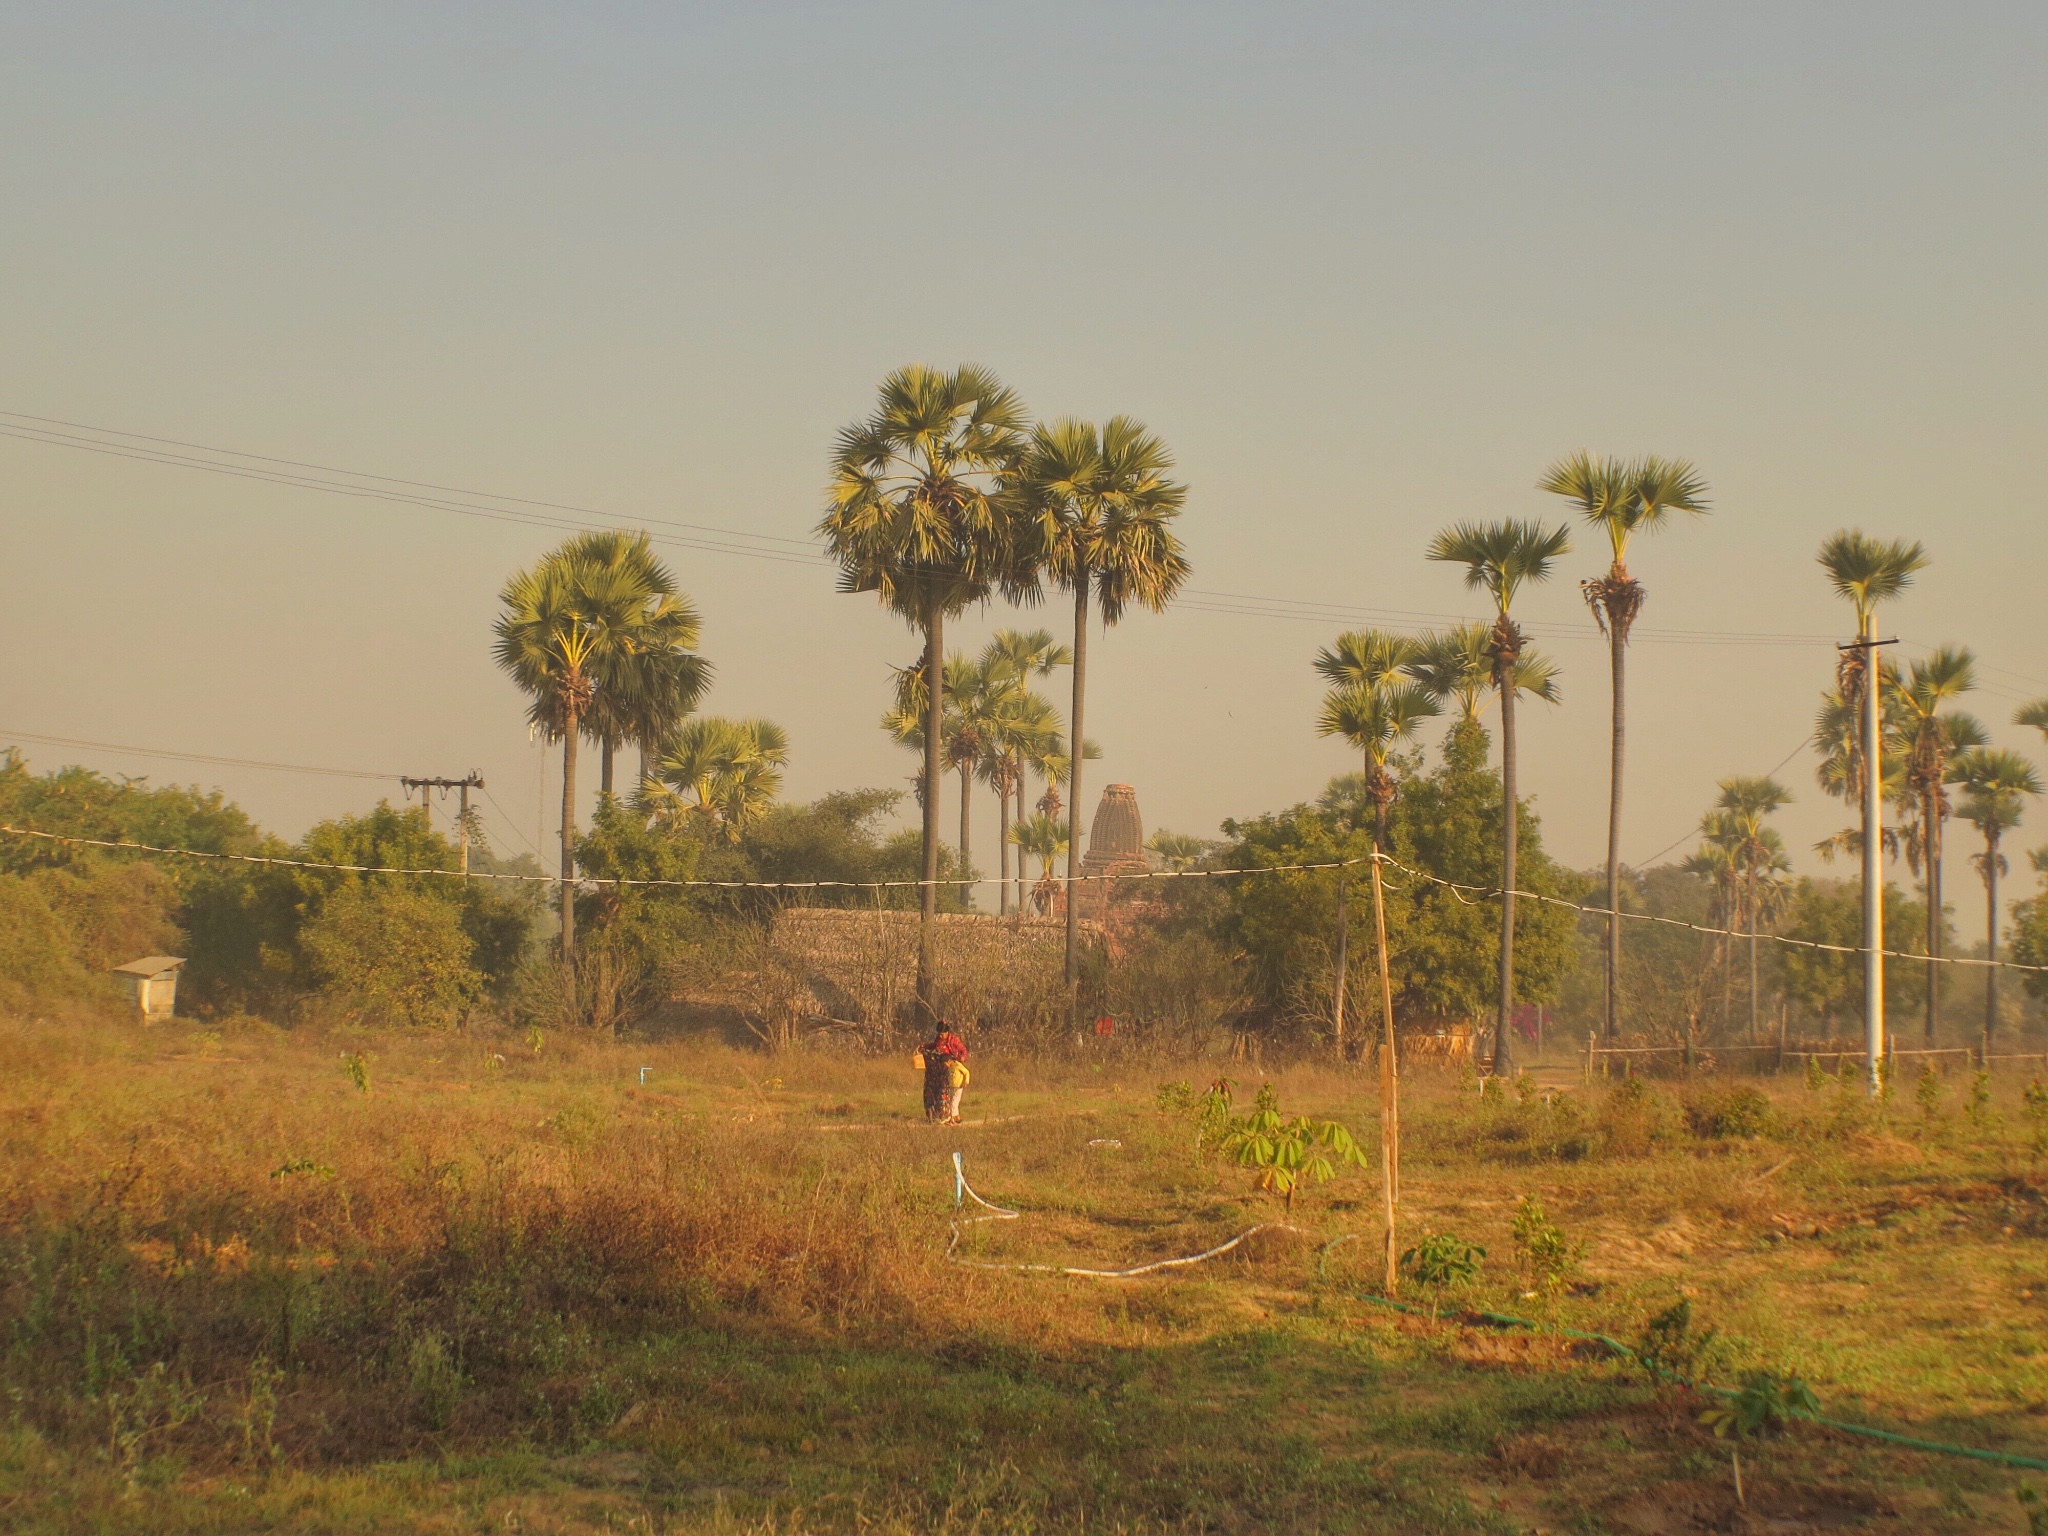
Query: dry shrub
0 1016 962 1467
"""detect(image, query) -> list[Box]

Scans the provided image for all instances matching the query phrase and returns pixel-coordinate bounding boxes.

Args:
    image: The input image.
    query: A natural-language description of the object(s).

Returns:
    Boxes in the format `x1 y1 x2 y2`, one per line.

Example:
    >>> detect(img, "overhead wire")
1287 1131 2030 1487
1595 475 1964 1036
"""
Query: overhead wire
0 729 397 782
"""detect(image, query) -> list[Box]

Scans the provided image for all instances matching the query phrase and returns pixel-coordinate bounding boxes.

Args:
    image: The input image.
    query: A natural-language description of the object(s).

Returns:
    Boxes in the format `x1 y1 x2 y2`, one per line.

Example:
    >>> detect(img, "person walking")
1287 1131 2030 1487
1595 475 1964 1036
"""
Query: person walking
916 1023 967 1123
941 1053 970 1124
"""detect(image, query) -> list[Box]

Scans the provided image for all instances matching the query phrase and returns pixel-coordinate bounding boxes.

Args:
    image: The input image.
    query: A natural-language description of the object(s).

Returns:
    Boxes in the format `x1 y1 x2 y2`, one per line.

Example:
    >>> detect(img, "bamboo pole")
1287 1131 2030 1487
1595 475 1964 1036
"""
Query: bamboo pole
1370 851 1400 1294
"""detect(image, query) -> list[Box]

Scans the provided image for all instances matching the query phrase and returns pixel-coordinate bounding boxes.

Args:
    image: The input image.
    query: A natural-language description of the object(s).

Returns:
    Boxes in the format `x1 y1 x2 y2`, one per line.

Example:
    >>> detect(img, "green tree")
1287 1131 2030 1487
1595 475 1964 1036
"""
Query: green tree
644 717 790 841
1425 517 1572 1073
496 544 681 956
1952 746 2041 1055
820 364 1031 1020
554 530 711 797
1815 530 1929 1085
1021 416 1191 1006
1542 452 1710 1044
301 882 484 1029
977 628 1071 915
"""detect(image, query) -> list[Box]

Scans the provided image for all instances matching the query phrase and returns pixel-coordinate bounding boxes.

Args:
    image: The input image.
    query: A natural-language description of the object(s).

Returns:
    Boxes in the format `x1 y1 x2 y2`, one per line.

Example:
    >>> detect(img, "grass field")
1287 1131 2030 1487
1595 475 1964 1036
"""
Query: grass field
8 1012 2048 1533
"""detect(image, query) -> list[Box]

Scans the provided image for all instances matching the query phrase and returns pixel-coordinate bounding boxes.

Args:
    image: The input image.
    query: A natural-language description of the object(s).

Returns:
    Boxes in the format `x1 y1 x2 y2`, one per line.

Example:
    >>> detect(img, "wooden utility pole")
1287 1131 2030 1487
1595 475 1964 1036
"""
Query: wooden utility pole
401 774 485 875
1369 850 1401 1295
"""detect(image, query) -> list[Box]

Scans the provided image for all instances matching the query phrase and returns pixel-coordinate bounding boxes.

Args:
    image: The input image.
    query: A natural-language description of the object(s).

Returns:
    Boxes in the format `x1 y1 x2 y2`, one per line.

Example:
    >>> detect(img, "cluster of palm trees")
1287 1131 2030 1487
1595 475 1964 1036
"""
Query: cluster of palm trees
1684 776 1793 1040
1297 456 1712 1072
1807 532 2048 1064
819 365 1190 1021
882 628 1087 917
494 530 792 954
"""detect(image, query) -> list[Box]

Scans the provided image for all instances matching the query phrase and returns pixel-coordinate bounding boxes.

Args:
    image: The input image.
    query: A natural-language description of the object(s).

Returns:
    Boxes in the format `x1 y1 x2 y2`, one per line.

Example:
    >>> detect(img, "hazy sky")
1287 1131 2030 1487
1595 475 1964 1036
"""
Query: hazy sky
4 3 2045 891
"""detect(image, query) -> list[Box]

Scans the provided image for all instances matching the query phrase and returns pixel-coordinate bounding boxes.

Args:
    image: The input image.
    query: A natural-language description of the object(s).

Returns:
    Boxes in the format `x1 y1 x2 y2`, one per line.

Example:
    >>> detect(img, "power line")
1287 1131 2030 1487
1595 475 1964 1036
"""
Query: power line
0 728 397 782
0 406 1867 651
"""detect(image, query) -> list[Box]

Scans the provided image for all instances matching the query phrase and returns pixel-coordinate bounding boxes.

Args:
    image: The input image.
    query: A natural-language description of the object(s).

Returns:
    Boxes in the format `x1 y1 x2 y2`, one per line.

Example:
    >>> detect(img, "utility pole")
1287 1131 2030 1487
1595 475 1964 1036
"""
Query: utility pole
1842 635 1898 1098
400 774 485 875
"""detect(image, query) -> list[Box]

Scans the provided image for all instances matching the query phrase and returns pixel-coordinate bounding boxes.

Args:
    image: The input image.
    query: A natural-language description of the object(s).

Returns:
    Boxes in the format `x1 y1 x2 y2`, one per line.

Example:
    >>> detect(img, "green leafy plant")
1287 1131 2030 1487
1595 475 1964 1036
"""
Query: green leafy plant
1193 1076 1237 1155
1683 1087 1772 1140
1915 1061 1944 1121
1634 1298 1718 1385
1967 1070 1996 1129
340 1052 370 1095
1804 1055 1828 1092
1217 1093 1369 1210
269 1156 334 1181
1400 1232 1485 1322
1698 1370 1819 1439
1510 1195 1582 1315
1155 1079 1194 1114
2025 1079 2048 1159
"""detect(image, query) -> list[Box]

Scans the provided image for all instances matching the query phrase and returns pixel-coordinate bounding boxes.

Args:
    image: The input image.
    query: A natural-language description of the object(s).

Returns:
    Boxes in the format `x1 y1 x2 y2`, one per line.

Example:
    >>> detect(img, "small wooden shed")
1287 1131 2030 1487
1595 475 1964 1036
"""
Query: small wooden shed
111 956 185 1022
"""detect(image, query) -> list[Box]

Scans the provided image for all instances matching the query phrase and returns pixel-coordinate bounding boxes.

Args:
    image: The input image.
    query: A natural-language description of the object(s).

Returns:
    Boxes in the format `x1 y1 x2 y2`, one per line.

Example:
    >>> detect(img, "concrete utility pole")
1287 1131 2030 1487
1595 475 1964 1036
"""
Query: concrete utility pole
400 774 486 875
1842 635 1898 1098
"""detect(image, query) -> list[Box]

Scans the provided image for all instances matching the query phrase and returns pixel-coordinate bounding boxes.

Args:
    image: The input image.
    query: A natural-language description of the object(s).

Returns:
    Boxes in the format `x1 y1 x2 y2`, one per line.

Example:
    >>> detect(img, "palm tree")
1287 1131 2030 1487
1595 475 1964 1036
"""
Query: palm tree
1952 747 2041 1061
496 549 677 956
1147 830 1210 871
1010 812 1069 917
1714 775 1791 1043
1315 630 1419 693
1425 519 1571 1075
978 631 1071 912
1021 417 1191 1004
820 365 1031 1020
1889 646 1982 1041
556 530 711 796
1683 812 1745 1026
1816 530 1929 1091
644 717 790 840
1406 623 1560 758
1542 453 1710 1044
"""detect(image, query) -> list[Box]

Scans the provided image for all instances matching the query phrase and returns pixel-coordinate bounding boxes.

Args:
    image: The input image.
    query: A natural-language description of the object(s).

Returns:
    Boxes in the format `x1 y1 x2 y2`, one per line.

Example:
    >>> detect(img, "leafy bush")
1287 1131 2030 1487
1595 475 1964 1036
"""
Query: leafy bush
1683 1086 1773 1140
302 884 484 1028
1634 1298 1718 1385
1699 1370 1819 1439
1400 1232 1484 1321
1510 1195 1581 1309
1596 1076 1668 1156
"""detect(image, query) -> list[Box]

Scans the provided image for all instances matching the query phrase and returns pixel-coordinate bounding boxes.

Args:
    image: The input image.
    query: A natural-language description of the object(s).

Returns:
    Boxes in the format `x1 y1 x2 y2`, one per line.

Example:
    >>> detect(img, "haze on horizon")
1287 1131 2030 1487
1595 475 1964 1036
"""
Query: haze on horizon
3 3 2045 889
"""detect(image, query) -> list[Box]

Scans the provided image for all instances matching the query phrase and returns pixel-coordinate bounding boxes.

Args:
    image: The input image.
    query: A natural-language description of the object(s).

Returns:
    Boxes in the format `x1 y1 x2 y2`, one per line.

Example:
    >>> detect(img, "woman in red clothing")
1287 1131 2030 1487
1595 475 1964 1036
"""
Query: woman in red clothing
917 1024 967 1122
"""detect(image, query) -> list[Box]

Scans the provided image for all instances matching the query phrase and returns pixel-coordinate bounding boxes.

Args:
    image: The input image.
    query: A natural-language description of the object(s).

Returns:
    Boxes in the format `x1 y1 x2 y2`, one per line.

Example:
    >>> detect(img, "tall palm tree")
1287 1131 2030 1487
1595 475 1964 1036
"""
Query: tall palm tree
1816 530 1929 1092
1425 518 1571 1075
1315 630 1419 694
820 365 1032 1021
1714 775 1791 1043
495 550 674 956
1952 747 2041 1061
555 531 711 797
1542 453 1710 1044
1889 646 1982 1041
1021 416 1191 1004
1147 830 1210 871
644 717 790 840
1683 811 1745 1025
979 631 1071 911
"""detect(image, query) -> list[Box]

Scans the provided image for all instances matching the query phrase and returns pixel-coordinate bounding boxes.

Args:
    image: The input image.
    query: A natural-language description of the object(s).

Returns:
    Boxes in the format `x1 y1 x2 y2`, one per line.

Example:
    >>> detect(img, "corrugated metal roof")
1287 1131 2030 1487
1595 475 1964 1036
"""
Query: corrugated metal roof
111 956 186 976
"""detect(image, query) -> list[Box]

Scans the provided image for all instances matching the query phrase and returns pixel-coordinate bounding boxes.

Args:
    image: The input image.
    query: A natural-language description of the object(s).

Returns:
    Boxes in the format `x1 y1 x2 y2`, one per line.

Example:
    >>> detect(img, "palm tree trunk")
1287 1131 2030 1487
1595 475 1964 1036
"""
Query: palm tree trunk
917 604 944 1026
997 763 1011 917
958 763 973 909
600 740 614 798
1496 657 1518 1077
1984 828 2002 1064
1860 622 1885 1095
560 717 580 958
1748 869 1760 1047
1064 580 1089 1017
1925 785 1941 1043
1605 611 1626 1042
1016 774 1028 915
